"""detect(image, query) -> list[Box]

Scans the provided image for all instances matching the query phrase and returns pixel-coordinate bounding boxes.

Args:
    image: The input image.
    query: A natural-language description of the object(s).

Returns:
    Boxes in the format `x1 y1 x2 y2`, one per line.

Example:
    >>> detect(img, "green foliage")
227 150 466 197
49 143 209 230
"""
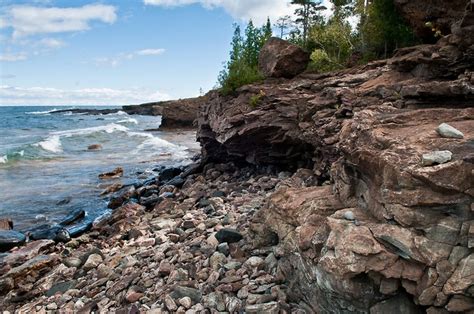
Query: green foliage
289 0 419 68
358 0 418 59
218 20 272 95
249 90 266 108
309 49 340 72
309 17 354 72
291 0 326 48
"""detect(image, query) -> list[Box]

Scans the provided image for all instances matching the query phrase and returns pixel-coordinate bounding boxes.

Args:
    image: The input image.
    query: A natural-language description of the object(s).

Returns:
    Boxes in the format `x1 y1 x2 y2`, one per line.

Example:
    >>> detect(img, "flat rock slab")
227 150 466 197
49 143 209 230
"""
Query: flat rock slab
5 255 57 279
0 230 26 252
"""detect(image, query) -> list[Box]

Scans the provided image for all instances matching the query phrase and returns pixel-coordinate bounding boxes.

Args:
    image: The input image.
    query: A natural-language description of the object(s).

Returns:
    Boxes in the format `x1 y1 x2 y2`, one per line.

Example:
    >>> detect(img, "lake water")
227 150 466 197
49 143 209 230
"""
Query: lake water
0 106 199 231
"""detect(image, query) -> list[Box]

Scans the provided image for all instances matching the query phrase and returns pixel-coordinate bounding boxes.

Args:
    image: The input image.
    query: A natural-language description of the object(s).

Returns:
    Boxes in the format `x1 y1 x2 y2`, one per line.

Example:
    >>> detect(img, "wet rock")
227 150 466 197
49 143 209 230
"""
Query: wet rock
436 123 464 139
422 151 453 166
258 37 310 79
29 225 70 243
166 176 185 188
87 144 102 150
159 167 183 182
0 230 26 252
99 167 124 179
215 228 243 244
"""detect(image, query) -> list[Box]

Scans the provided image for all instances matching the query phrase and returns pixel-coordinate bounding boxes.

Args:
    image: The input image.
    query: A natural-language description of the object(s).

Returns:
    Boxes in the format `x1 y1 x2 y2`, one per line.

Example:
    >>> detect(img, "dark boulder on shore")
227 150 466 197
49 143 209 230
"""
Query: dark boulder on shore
215 228 243 244
0 230 26 252
28 225 70 243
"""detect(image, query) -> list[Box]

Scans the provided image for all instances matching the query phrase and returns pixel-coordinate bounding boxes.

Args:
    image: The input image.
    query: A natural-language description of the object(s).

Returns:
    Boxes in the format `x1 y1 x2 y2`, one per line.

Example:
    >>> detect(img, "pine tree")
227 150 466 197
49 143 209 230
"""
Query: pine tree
230 23 243 64
291 0 326 48
244 20 259 67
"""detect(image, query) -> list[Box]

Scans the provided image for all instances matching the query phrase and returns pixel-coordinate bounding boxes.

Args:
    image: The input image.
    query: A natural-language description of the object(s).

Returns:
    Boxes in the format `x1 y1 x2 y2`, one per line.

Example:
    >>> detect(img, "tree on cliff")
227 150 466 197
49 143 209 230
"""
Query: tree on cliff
218 19 273 94
291 0 327 48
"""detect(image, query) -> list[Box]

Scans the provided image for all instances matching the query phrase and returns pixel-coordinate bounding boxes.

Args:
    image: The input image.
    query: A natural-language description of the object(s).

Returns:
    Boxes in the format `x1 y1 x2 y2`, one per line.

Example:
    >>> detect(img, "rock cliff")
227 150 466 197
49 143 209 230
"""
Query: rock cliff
197 1 474 312
123 96 207 129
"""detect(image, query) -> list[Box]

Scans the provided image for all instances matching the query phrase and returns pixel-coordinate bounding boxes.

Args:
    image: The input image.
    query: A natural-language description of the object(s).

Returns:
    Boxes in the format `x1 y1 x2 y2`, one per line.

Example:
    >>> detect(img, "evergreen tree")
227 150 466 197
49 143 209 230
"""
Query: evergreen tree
243 20 259 67
230 23 243 64
291 0 326 48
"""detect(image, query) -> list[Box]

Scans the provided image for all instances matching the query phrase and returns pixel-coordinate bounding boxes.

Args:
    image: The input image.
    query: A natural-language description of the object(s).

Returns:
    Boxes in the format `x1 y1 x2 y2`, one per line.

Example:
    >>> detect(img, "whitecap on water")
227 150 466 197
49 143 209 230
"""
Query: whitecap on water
0 155 7 164
117 117 138 125
26 108 59 115
34 135 63 153
51 123 129 137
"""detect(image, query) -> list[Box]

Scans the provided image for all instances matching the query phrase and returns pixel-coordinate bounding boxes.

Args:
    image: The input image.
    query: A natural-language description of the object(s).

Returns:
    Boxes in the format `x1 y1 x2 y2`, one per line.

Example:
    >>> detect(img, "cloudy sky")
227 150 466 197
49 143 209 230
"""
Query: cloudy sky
0 0 328 106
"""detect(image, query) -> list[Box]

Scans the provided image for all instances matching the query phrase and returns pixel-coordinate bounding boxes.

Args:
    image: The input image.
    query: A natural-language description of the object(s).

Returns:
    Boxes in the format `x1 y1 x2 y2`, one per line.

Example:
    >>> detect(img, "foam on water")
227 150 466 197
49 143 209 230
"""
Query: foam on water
136 137 178 150
0 155 7 164
26 108 60 115
117 117 138 125
52 123 129 137
34 135 63 153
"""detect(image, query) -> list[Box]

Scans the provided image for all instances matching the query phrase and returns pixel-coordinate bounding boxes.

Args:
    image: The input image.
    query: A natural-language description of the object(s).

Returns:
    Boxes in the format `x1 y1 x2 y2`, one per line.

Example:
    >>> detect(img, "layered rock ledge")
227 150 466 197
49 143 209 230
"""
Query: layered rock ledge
197 2 474 312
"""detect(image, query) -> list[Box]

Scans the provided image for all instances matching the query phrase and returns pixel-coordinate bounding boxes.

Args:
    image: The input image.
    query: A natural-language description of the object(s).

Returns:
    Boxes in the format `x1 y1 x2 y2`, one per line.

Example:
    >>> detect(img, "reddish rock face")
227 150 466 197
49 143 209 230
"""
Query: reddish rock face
200 2 474 313
258 37 310 79
394 0 469 41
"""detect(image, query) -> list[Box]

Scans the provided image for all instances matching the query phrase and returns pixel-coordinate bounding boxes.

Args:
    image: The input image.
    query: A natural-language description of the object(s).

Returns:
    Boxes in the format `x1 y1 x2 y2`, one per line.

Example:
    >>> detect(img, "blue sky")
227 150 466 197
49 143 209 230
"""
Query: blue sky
0 0 328 106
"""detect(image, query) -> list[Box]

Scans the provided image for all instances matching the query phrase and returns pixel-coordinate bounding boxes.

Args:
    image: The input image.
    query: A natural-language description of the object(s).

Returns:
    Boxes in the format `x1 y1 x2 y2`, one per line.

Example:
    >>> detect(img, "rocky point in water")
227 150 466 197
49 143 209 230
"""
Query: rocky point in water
0 1 472 313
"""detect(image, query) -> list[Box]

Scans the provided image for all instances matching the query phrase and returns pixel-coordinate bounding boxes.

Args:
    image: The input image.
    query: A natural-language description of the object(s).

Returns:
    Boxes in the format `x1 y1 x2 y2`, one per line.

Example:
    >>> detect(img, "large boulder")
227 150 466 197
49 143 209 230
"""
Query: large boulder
258 37 310 79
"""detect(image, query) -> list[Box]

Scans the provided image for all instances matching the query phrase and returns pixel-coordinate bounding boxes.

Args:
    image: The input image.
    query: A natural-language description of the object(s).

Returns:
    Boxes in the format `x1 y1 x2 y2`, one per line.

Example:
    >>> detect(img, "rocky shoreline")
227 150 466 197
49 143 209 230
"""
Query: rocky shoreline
0 1 473 313
0 160 306 313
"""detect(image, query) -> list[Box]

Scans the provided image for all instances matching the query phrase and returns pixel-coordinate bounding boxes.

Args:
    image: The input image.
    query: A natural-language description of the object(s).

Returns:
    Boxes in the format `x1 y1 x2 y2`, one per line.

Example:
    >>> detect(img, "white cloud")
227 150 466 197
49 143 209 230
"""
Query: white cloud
94 48 166 67
0 53 27 62
144 0 294 24
0 85 171 106
38 38 65 48
1 4 117 38
135 48 166 56
144 0 333 24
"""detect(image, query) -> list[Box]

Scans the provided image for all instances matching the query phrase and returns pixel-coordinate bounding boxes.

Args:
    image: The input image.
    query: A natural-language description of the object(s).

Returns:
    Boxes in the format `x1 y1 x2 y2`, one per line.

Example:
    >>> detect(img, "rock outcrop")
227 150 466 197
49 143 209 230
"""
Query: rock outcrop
198 2 474 312
394 0 469 41
123 96 207 129
258 37 310 78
